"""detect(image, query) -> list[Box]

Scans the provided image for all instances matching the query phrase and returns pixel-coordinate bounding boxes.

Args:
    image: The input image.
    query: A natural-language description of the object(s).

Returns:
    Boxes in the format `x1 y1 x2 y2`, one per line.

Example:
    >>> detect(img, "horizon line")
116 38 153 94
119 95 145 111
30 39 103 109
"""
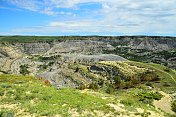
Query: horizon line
0 35 176 38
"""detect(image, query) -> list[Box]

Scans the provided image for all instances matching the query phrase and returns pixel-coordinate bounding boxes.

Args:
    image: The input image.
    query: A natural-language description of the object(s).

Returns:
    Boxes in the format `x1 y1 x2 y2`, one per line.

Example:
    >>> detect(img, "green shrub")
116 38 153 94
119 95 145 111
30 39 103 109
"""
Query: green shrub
19 64 30 75
1 84 12 88
0 88 5 96
141 71 160 82
89 82 99 91
0 110 14 117
164 68 171 72
124 81 134 89
120 100 133 106
145 82 153 88
171 100 176 113
43 64 48 69
75 67 79 72
106 84 114 94
77 84 87 90
48 61 54 66
38 64 48 70
162 82 171 87
38 55 61 61
114 76 121 88
138 91 163 103
141 110 151 117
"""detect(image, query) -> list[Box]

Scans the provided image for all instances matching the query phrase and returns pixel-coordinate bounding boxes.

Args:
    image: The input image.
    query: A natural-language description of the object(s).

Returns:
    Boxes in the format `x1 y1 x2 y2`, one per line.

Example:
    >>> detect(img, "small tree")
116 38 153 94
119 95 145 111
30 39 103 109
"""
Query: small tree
124 81 133 89
19 64 30 75
114 76 121 84
75 67 79 72
89 82 99 91
142 71 160 82
114 76 121 88
78 84 87 90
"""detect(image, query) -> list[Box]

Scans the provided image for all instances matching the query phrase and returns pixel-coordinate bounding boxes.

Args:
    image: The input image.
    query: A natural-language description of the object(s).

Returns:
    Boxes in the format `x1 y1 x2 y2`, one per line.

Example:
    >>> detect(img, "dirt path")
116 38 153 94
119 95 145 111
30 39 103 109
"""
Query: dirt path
153 91 175 115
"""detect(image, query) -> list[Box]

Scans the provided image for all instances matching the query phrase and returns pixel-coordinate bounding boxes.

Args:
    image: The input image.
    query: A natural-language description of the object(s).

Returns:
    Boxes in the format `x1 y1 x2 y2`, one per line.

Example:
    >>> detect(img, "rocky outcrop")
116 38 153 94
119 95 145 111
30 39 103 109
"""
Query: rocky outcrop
129 38 169 51
0 36 175 56
47 40 114 54
10 57 38 74
61 54 127 63
14 42 52 54
3 40 115 55
37 71 78 89
155 38 176 48
0 36 176 88
89 64 125 80
0 49 9 58
103 36 176 51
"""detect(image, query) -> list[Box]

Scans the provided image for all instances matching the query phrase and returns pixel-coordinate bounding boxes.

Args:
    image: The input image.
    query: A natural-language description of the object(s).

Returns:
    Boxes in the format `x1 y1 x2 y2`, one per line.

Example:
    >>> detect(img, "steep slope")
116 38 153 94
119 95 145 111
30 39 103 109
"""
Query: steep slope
129 38 169 51
47 40 114 54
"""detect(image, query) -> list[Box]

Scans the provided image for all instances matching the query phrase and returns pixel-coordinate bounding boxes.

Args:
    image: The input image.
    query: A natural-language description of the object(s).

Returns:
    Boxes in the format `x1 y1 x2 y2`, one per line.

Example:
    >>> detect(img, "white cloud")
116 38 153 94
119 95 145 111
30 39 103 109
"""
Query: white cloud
6 0 40 11
4 0 176 35
0 6 22 11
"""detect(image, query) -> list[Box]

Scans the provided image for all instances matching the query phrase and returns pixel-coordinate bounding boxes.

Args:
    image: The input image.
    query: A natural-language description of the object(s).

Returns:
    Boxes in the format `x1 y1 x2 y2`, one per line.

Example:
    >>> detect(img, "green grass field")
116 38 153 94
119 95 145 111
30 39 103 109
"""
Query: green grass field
0 74 116 116
0 74 169 116
0 36 86 43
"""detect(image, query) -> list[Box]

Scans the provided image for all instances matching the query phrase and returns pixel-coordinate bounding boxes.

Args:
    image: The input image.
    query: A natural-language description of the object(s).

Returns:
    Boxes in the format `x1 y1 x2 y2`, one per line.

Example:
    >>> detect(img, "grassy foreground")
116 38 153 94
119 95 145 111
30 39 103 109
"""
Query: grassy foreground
0 75 116 116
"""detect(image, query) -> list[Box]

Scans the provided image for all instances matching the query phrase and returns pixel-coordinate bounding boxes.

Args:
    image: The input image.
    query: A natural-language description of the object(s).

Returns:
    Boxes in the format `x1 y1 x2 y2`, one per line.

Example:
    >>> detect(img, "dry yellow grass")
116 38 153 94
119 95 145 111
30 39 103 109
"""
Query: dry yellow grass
99 61 148 78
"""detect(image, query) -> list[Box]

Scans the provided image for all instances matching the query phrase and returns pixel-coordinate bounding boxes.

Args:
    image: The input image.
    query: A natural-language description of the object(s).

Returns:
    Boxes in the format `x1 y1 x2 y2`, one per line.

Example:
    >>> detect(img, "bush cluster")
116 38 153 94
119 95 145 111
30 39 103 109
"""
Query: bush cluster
19 64 30 75
171 100 176 113
138 91 163 104
38 55 61 61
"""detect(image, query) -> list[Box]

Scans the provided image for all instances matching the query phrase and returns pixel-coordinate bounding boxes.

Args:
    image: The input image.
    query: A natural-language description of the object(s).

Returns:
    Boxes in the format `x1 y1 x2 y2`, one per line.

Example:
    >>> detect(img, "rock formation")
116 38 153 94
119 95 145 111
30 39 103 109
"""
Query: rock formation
0 36 175 88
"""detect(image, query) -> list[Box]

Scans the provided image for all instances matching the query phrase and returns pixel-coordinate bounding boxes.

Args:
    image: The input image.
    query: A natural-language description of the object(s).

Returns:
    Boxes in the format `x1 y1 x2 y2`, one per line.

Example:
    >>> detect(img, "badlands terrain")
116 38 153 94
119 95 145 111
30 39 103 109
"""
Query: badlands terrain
0 36 176 116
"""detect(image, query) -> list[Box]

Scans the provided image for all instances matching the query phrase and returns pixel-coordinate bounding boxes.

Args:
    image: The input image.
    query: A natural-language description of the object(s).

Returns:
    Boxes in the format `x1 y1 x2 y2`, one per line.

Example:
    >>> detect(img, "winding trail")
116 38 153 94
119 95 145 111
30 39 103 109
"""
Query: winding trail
134 62 176 84
146 64 176 84
153 91 175 115
143 64 176 115
130 61 176 84
130 61 176 115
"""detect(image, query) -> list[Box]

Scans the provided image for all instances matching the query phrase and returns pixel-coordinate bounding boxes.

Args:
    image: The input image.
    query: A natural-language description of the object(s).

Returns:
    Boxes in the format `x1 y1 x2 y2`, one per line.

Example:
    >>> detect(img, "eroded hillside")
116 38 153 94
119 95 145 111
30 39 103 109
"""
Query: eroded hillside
0 36 176 116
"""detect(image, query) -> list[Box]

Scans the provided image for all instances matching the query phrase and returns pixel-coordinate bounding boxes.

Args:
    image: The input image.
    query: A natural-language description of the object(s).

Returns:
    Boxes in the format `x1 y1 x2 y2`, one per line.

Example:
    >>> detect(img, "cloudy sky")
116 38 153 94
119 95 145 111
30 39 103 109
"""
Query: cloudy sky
0 0 176 36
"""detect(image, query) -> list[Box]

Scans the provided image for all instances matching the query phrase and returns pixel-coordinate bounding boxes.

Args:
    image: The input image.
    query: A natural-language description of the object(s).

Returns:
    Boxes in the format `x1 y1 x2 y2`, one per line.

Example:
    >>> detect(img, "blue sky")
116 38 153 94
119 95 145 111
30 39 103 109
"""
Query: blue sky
0 0 176 36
